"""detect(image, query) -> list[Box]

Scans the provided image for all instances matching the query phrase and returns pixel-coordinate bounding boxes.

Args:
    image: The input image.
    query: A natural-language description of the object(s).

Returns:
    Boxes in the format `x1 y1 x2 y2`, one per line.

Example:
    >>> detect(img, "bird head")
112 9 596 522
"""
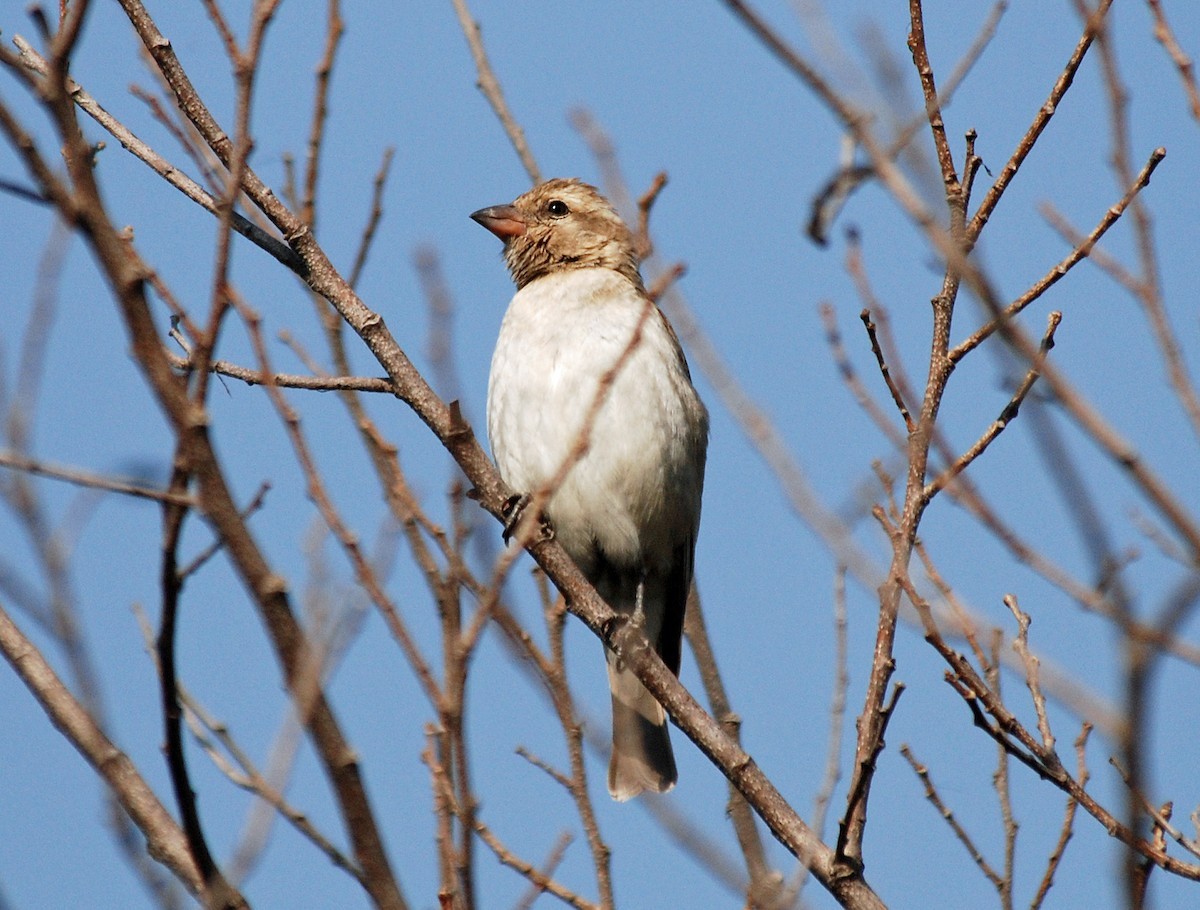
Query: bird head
471 178 642 290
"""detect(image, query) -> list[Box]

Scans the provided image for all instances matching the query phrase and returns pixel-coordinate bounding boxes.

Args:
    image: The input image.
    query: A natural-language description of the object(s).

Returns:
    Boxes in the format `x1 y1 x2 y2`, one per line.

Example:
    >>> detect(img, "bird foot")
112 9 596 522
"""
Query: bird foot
500 493 554 545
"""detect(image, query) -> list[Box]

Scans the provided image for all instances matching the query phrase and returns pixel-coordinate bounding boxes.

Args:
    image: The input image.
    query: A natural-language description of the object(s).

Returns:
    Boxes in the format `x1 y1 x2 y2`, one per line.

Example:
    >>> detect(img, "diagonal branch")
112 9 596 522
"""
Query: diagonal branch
0 601 207 899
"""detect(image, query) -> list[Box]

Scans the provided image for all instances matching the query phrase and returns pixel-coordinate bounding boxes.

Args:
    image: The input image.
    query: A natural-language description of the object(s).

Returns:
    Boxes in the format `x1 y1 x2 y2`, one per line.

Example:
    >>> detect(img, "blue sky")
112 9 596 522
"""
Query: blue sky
3 1 1200 908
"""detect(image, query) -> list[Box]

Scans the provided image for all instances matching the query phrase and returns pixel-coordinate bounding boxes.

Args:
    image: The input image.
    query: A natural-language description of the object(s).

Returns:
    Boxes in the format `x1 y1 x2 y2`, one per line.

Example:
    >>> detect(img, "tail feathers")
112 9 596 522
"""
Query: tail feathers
606 655 676 801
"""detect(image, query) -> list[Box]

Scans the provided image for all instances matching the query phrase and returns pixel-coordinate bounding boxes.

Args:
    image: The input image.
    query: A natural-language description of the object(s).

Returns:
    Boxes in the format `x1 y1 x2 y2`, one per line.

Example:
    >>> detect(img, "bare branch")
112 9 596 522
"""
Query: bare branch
0 450 191 506
1030 724 1089 909
953 147 1165 362
1146 0 1200 121
0 601 206 899
925 311 1061 502
449 0 541 183
900 744 1004 891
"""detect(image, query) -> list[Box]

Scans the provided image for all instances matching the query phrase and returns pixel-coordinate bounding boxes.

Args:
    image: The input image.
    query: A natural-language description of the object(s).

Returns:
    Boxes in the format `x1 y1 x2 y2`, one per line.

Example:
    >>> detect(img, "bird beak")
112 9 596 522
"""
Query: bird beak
470 204 527 240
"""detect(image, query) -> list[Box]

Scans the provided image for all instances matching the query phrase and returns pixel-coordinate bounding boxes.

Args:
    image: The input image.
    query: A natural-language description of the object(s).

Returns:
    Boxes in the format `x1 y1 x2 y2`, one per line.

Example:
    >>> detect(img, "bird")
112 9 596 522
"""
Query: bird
472 178 708 800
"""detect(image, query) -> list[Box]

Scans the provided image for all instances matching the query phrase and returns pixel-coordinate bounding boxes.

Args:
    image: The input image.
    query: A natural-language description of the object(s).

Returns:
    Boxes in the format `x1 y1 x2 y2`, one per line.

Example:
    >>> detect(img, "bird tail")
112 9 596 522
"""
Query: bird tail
606 652 676 801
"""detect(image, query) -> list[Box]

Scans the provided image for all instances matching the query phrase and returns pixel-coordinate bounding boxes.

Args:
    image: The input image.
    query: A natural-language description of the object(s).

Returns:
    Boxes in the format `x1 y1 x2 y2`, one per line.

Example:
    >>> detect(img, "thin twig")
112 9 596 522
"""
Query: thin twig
1004 595 1054 754
516 746 574 792
349 147 395 290
233 293 442 708
820 303 906 450
0 450 191 505
166 349 393 392
513 833 574 910
0 601 207 897
1146 0 1200 121
1111 758 1200 860
900 744 1004 891
685 585 784 909
896 564 1200 879
813 566 850 840
987 633 1016 910
11 36 302 273
426 738 599 910
925 311 1061 502
634 171 668 260
300 0 344 230
966 0 1115 244
860 309 914 433
450 0 540 183
952 147 1165 362
176 482 271 581
131 604 366 885
1030 724 1089 909
156 443 244 908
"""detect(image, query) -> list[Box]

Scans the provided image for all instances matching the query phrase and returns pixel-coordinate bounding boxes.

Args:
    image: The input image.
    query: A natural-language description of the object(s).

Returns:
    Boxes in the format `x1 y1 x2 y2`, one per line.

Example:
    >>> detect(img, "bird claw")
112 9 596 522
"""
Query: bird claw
501 493 554 544
603 612 631 669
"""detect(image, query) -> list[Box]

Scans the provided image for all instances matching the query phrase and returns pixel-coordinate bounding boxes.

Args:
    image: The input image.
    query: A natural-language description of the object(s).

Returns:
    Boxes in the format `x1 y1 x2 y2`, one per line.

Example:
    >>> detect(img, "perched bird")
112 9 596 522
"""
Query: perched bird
472 178 708 800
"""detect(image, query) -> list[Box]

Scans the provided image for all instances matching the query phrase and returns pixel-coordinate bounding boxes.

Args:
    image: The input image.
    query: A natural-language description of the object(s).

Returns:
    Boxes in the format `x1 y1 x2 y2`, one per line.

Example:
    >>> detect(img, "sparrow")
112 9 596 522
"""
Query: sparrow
472 178 708 800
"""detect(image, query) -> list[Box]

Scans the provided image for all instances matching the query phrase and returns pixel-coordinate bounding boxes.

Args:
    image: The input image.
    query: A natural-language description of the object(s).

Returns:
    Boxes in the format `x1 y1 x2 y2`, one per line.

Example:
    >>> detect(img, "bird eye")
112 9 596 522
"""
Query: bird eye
547 199 569 217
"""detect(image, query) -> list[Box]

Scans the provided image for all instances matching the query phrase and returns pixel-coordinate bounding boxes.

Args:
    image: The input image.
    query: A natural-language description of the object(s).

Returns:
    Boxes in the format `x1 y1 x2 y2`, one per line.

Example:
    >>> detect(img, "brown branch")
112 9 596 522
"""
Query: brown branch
900 744 1004 891
0 600 207 899
0 450 192 506
176 482 271 582
820 303 906 450
925 311 1060 502
1077 5 1198 446
515 746 574 793
985 633 1016 910
1004 595 1054 753
966 0 1114 244
416 247 467 405
1039 202 1143 295
719 0 866 136
128 83 224 197
349 147 395 290
235 294 442 711
814 568 851 839
984 283 1200 566
166 349 393 392
907 0 957 196
896 567 1200 880
839 131 965 864
860 309 914 433
472 818 598 910
301 0 344 230
1146 0 1200 120
426 736 599 910
1030 724 1089 908
952 147 1165 362
645 262 686 304
513 833 574 910
789 565 852 904
132 604 366 886
634 171 668 261
188 692 364 886
568 107 636 219
9 37 301 273
835 681 904 866
156 459 245 909
685 585 784 910
6 22 409 908
1111 758 1200 861
449 0 540 184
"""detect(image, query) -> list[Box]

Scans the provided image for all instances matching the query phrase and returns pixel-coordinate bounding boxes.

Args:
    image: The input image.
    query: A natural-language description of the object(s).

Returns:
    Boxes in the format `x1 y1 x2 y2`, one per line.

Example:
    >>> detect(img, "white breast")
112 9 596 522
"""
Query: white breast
487 269 707 571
